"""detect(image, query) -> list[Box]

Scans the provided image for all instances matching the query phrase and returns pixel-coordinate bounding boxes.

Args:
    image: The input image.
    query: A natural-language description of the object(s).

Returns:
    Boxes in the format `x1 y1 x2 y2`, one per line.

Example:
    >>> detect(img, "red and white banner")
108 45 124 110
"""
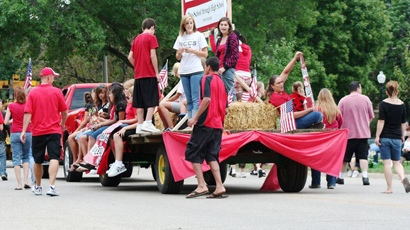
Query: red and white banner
300 55 315 108
83 123 122 167
182 0 230 32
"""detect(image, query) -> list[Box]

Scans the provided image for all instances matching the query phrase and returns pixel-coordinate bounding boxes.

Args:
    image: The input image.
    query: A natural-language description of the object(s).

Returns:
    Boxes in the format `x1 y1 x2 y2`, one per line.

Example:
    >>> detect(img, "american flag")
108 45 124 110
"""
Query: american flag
227 86 235 107
241 91 251 102
158 62 168 90
23 58 32 89
280 100 297 133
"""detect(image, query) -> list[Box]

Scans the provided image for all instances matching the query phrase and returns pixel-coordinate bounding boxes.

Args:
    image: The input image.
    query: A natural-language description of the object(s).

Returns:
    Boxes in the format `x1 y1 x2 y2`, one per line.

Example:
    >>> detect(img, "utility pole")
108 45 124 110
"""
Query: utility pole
102 55 108 83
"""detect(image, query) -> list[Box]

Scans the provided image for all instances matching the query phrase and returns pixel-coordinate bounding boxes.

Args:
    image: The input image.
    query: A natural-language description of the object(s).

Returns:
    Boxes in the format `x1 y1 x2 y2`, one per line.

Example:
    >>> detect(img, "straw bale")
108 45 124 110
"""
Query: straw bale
224 102 279 130
154 112 179 131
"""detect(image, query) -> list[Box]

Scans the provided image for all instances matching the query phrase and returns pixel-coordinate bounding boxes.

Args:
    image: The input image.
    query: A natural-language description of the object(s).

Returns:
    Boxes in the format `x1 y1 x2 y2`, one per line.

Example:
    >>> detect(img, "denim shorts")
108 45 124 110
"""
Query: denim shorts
90 126 109 140
11 132 32 166
75 130 93 140
379 138 402 161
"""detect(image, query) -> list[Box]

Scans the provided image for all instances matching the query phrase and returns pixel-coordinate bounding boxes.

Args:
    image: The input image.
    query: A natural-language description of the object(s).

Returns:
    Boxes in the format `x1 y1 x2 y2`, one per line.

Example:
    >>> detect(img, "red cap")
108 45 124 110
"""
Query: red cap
40 67 60 77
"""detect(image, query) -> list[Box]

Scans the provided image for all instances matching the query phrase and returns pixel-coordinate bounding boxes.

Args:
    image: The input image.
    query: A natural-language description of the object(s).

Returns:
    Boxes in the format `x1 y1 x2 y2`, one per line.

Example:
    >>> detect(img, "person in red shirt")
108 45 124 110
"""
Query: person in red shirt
185 57 228 199
128 18 160 134
4 86 33 190
0 112 6 181
290 81 307 112
20 67 68 196
265 52 323 129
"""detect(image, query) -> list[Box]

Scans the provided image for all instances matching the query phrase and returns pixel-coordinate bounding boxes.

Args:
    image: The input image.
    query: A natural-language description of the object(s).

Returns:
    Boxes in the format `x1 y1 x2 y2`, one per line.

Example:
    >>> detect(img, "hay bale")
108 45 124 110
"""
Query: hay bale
154 112 179 131
224 102 279 130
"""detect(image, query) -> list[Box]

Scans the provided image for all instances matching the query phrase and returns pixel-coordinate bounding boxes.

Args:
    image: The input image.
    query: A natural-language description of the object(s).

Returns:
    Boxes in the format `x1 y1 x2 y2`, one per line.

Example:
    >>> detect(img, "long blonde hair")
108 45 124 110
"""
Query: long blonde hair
179 15 197 36
316 88 340 124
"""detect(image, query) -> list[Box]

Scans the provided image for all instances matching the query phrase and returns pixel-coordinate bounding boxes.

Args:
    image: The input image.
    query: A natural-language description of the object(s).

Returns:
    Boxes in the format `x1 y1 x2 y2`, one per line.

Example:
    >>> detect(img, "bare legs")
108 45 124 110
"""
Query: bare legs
191 161 226 195
383 160 405 193
14 162 29 189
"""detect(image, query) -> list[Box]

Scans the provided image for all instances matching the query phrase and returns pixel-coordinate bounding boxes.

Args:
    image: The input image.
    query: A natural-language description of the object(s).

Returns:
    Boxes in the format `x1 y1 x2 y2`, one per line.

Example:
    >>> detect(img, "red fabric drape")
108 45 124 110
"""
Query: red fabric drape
163 130 348 187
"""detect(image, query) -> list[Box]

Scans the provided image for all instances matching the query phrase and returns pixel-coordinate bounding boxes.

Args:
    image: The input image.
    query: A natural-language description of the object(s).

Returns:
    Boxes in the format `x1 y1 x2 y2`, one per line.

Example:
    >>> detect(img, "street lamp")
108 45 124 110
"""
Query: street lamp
377 71 386 100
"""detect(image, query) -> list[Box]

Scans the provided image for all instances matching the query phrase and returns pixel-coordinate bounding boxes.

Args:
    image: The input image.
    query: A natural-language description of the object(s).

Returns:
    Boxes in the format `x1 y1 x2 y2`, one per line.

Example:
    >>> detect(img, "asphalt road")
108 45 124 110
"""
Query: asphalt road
1 166 409 230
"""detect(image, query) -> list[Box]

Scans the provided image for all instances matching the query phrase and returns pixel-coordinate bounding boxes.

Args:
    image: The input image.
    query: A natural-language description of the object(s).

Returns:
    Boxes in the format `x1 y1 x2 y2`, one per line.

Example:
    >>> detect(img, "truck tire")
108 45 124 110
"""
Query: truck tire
151 164 157 181
122 164 133 178
155 145 183 194
63 141 83 182
203 163 228 186
99 153 121 187
42 165 49 179
277 155 307 192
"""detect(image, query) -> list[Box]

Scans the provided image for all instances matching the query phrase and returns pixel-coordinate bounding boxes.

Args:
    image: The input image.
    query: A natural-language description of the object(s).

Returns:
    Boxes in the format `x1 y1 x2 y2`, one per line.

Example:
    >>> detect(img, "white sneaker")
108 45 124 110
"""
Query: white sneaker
108 164 126 177
89 169 97 175
106 163 115 174
237 172 246 178
46 186 59 196
32 185 42 195
136 124 149 134
141 121 160 133
352 171 359 178
347 170 353 177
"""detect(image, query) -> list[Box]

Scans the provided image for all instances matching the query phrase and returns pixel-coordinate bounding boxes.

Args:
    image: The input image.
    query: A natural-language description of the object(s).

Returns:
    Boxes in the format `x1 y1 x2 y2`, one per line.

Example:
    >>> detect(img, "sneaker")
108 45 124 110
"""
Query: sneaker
237 173 246 178
89 169 97 175
136 124 149 134
327 185 335 189
162 128 172 132
46 186 59 196
310 123 325 129
258 169 266 178
108 164 126 177
141 121 160 133
229 167 236 177
106 163 115 174
32 185 42 195
362 177 370 186
403 177 410 193
250 170 258 176
1 175 7 181
352 171 359 178
347 170 353 177
336 178 344 185
309 184 321 189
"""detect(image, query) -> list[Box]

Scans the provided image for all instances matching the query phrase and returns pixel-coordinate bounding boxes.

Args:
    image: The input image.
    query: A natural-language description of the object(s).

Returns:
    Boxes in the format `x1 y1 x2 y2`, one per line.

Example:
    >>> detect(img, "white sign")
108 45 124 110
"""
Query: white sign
185 0 228 31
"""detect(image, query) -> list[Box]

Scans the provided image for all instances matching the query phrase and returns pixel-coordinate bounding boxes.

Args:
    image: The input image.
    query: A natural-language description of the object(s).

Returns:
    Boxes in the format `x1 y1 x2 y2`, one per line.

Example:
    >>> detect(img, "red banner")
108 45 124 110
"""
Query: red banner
163 130 348 184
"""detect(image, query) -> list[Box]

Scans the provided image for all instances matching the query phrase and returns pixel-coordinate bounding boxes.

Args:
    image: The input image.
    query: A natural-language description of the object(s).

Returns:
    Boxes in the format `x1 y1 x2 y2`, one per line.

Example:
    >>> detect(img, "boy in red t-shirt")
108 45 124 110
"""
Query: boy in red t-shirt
128 18 160 134
21 67 68 196
185 57 228 199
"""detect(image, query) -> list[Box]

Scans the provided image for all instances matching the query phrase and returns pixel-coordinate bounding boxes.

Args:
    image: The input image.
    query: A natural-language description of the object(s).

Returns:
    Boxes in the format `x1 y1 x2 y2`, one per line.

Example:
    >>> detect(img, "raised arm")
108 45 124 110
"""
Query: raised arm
280 51 303 84
128 51 134 67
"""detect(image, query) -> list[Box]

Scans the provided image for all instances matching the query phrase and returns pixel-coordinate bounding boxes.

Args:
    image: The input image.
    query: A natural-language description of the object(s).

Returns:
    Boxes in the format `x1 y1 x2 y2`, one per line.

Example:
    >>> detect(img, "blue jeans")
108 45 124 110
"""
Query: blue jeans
311 168 336 186
0 141 6 176
181 72 204 118
10 132 32 166
379 138 402 161
295 111 323 129
221 68 235 99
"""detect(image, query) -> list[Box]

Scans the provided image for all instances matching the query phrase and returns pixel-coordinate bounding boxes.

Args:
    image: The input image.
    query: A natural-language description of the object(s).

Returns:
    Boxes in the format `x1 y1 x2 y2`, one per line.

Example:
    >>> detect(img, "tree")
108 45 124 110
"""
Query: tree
296 0 392 102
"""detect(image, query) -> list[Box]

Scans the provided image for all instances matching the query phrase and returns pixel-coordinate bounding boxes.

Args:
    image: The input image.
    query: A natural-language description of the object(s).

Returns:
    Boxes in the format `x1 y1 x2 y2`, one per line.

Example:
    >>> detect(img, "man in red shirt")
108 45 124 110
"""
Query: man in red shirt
128 18 160 134
185 57 228 199
20 67 68 196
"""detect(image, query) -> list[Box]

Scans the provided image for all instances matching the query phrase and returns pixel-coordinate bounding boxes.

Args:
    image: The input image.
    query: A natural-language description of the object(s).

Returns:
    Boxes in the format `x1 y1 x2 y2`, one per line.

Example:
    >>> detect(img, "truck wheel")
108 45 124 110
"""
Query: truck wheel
203 163 228 186
155 146 183 194
277 155 307 192
99 153 121 187
63 141 83 182
42 165 49 179
151 164 157 181
122 164 133 178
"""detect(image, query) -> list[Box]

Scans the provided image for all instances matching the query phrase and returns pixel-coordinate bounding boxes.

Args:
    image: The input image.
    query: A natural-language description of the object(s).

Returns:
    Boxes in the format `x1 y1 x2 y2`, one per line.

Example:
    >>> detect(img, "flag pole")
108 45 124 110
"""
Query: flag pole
161 59 168 96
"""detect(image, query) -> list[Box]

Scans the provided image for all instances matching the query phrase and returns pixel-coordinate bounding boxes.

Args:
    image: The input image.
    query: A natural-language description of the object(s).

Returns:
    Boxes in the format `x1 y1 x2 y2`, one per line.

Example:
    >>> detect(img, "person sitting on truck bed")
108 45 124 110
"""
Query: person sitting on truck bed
185 57 228 199
77 84 126 172
67 90 94 172
107 86 138 177
265 51 324 129
158 62 187 132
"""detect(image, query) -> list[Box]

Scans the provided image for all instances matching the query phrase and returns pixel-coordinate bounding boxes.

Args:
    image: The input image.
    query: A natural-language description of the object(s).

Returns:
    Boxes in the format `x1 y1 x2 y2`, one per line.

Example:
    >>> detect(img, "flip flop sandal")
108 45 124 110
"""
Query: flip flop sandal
14 188 22 190
79 162 96 170
186 190 209 199
24 184 31 189
382 191 393 194
206 192 228 199
76 166 90 173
